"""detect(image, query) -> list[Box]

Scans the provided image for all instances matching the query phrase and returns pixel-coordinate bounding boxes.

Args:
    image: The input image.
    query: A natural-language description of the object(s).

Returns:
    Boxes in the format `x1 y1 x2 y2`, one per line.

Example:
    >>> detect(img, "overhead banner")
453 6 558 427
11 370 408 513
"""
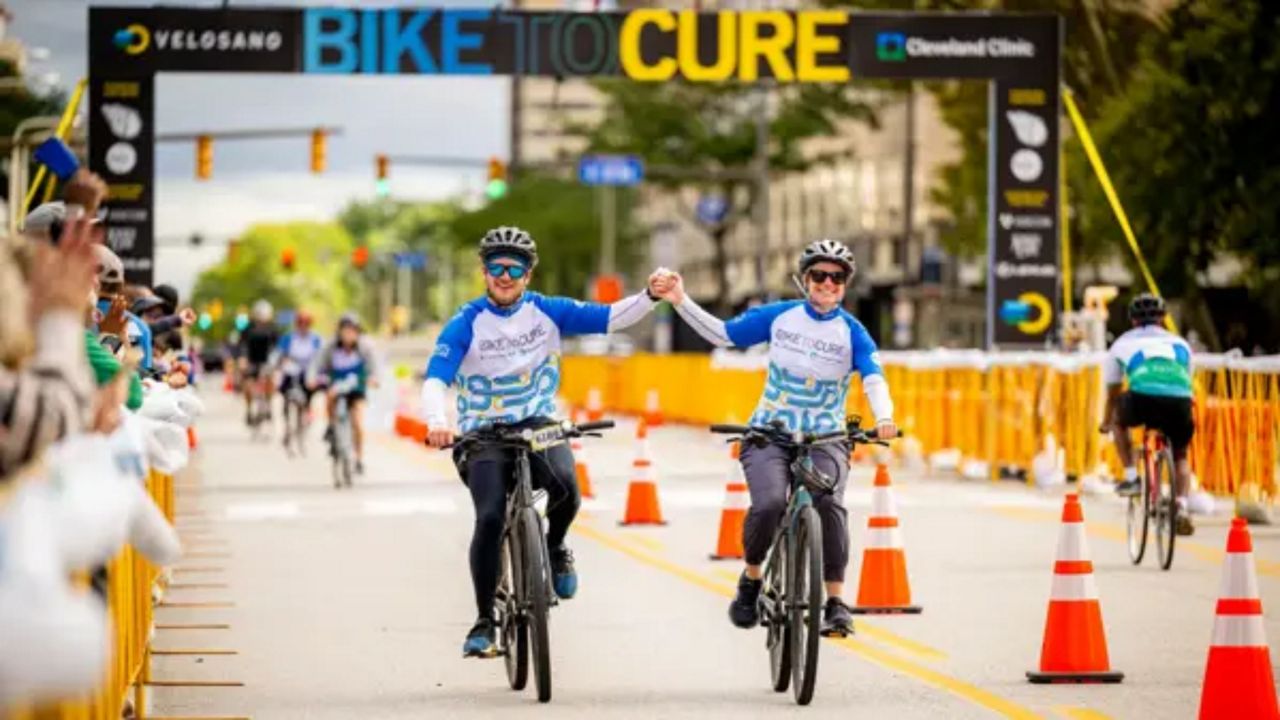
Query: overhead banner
88 7 1060 343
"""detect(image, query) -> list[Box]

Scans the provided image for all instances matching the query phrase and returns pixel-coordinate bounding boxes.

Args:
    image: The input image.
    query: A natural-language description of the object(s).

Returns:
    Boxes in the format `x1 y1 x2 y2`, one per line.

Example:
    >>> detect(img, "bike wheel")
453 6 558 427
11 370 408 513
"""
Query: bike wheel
1154 449 1177 570
766 550 791 693
501 526 529 691
790 507 823 706
1125 479 1149 565
519 508 552 703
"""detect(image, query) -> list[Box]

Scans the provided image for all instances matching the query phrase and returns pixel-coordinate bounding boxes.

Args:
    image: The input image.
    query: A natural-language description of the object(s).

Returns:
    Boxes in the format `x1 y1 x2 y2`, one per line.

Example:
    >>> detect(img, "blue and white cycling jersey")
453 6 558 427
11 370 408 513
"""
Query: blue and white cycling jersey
276 331 322 375
426 292 650 432
720 301 885 433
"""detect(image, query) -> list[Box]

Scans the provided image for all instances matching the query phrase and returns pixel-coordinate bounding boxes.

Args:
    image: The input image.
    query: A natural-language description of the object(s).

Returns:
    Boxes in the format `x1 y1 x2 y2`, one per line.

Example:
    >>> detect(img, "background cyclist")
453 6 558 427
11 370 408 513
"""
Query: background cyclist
313 312 378 475
274 309 323 449
649 239 898 638
1099 293 1196 536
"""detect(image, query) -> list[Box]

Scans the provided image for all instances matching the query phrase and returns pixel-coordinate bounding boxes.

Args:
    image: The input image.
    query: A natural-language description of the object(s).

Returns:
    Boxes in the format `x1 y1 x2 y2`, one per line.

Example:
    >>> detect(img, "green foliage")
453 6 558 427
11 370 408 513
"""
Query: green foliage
190 221 359 340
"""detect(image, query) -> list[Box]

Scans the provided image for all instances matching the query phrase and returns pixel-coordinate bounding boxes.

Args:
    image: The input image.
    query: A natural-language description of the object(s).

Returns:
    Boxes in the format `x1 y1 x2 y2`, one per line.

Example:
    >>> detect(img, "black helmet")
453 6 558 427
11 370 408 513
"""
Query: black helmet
1128 292 1166 325
798 239 856 276
478 226 538 268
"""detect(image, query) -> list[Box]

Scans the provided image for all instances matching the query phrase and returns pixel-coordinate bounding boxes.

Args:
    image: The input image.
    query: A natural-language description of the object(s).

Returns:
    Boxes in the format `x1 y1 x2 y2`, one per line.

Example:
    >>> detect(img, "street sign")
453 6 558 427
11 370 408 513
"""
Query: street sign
578 155 644 186
696 195 728 225
393 251 427 270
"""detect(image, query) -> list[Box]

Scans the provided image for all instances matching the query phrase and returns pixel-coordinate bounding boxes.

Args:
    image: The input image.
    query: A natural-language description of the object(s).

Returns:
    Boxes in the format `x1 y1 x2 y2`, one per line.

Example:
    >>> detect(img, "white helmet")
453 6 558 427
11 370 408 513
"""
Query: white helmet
798 239 856 276
251 300 273 322
478 226 538 268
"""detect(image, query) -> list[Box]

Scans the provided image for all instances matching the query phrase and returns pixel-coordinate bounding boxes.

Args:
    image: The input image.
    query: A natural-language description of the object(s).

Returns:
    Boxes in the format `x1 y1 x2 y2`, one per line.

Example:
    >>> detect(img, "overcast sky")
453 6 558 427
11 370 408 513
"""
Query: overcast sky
9 0 510 296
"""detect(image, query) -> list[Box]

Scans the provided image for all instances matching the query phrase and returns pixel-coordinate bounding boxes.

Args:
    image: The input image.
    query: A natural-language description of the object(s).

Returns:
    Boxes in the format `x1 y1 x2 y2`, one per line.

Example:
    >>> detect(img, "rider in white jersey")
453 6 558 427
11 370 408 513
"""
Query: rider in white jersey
1100 293 1196 535
650 239 897 637
274 310 323 425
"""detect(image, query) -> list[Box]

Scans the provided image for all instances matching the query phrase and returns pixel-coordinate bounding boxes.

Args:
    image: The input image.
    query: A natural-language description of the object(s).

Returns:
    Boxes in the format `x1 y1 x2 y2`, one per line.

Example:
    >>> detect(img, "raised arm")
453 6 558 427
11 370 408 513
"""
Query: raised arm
654 271 776 349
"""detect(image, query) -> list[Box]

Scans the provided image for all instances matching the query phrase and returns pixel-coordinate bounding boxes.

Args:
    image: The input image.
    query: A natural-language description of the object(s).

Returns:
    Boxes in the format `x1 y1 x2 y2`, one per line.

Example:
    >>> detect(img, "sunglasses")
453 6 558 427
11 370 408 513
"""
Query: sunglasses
807 269 849 286
486 262 529 280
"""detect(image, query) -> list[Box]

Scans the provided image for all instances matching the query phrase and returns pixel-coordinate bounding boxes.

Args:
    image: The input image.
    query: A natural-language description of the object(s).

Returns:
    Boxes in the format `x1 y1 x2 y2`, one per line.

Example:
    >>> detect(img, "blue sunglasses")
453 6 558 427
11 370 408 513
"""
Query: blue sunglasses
486 262 529 280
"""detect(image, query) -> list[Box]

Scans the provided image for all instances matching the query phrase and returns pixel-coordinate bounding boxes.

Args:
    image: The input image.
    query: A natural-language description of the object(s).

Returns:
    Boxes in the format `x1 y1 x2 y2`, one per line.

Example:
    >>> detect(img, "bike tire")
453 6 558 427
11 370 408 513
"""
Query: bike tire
790 506 823 706
1155 449 1176 570
502 526 529 691
519 507 553 703
766 548 791 693
1125 482 1149 565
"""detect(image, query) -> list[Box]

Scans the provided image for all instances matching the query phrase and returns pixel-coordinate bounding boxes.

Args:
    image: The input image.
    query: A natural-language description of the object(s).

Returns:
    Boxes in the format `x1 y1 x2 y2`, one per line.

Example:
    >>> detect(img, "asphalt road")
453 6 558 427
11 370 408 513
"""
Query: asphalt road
148 389 1280 719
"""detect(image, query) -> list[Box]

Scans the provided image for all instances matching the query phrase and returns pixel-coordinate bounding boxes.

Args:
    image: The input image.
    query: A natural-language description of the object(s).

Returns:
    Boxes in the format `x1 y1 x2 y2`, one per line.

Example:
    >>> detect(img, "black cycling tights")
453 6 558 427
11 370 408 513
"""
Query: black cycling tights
459 441 579 620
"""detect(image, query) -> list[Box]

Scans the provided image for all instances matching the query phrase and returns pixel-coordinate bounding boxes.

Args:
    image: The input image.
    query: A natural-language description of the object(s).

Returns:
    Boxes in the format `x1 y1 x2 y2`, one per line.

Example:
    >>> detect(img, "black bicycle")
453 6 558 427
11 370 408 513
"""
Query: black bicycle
710 418 888 706
446 417 614 703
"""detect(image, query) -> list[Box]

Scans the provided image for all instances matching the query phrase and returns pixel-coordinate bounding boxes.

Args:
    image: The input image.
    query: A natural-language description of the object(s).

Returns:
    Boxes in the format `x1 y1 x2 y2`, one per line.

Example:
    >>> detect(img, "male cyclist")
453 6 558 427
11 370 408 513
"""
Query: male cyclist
650 239 897 638
1099 293 1196 536
275 310 324 448
313 313 378 475
421 226 661 658
238 300 279 427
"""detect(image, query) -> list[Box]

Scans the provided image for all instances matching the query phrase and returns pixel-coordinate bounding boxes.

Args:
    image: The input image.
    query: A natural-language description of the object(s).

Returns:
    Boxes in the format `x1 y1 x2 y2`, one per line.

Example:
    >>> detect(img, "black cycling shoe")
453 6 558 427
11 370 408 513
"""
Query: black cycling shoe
728 573 763 629
462 617 498 658
355 459 365 476
1114 478 1141 497
820 598 855 638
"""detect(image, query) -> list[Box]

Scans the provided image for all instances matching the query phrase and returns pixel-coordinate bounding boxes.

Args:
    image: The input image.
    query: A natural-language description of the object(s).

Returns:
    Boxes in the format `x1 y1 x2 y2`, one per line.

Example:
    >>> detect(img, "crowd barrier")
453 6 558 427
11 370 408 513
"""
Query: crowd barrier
5 470 175 720
559 351 1280 498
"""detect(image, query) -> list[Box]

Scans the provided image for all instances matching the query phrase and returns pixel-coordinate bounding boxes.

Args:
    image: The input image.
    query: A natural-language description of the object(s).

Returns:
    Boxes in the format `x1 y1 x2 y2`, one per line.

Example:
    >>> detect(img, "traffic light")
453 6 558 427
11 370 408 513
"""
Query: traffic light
196 134 213 180
209 298 224 321
486 156 508 199
281 246 296 271
352 246 369 270
310 129 327 174
375 154 390 197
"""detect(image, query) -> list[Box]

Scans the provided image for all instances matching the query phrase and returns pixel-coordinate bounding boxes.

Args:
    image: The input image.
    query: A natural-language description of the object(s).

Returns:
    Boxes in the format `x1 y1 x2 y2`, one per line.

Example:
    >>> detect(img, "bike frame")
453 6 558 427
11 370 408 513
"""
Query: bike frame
1141 428 1169 506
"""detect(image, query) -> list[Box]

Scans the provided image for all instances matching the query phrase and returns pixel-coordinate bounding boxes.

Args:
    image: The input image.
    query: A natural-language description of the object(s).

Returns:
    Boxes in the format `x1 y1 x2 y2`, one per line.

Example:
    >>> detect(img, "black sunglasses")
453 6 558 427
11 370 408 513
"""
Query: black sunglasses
806 269 849 285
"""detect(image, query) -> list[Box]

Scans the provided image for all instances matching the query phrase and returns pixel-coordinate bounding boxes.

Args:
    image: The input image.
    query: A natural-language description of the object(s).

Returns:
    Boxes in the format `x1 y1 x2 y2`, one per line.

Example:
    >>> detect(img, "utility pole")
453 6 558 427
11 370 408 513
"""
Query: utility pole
600 185 617 276
902 82 916 284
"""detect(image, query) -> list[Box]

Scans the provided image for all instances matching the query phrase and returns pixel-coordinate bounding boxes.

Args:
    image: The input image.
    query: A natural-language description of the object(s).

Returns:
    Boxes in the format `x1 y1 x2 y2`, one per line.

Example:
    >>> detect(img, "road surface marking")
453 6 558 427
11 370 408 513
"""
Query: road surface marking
361 497 457 516
224 502 300 521
1054 707 1115 720
569 522 1043 718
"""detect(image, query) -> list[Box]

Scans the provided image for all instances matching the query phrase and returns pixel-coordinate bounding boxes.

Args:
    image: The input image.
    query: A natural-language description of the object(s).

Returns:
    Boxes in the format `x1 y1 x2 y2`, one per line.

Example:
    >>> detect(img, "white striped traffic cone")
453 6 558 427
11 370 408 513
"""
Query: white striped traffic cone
853 465 921 614
710 442 747 559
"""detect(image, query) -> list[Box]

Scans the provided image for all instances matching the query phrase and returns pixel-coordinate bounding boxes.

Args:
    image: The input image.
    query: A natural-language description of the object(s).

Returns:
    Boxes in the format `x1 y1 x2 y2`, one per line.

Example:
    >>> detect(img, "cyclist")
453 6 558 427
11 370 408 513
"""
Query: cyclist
274 309 323 441
650 239 898 638
421 226 661 658
1099 293 1196 536
314 312 378 475
237 300 279 427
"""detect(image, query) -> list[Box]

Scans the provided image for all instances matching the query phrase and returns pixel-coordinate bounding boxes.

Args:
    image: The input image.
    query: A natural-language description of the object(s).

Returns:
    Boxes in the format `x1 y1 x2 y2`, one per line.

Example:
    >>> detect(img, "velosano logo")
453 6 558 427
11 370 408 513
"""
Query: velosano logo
116 24 284 54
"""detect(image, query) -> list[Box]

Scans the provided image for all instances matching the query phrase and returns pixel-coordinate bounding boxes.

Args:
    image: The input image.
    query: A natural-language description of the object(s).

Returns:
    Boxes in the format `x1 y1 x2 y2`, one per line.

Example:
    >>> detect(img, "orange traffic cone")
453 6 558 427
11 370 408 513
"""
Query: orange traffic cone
1199 517 1279 719
409 418 428 444
642 388 664 427
586 387 604 422
187 426 198 451
710 442 748 559
853 465 921 614
1027 493 1123 683
620 420 664 525
570 410 595 499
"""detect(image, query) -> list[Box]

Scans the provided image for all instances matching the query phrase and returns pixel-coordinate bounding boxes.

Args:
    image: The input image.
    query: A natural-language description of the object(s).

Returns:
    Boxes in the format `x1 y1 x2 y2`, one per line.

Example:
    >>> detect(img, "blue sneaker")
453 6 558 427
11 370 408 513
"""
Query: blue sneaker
550 546 578 599
462 617 497 658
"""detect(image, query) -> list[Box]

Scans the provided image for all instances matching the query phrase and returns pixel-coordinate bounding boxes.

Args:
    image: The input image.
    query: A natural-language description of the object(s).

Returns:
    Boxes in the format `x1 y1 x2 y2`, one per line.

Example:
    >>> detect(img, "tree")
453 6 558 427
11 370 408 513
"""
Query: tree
190 221 359 340
0 62 68 205
1072 0 1280 348
569 79 876 309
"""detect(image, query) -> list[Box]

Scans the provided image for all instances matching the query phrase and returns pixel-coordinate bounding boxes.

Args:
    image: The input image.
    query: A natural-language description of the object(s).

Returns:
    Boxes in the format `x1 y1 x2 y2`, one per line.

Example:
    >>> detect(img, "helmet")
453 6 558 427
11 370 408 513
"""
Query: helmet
337 311 362 331
295 310 314 326
798 239 856 276
1128 292 1166 326
251 300 273 321
478 226 538 268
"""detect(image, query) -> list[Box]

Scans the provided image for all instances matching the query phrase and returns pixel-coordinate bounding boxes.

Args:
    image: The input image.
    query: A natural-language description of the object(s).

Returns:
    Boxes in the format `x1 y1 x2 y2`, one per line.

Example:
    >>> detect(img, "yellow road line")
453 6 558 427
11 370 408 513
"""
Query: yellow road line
1054 706 1115 720
571 522 1039 719
988 505 1280 579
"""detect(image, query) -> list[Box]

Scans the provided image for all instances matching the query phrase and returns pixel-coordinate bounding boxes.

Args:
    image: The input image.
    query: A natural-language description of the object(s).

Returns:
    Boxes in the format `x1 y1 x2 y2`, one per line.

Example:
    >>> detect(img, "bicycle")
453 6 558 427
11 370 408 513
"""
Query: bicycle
1125 427 1177 570
245 369 273 441
709 418 888 706
327 375 361 489
280 367 311 458
444 417 614 704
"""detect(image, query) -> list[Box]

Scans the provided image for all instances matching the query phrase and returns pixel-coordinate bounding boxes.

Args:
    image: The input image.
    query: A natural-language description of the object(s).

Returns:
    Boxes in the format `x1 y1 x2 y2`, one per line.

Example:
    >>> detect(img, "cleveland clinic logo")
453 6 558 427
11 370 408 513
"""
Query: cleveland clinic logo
876 31 1035 61
113 24 151 55
114 23 283 54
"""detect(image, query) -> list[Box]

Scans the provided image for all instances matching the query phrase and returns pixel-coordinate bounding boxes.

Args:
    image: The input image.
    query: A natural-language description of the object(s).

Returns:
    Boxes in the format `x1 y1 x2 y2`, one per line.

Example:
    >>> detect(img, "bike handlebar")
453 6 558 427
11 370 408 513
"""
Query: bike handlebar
710 422 896 447
576 419 616 433
436 418 614 450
